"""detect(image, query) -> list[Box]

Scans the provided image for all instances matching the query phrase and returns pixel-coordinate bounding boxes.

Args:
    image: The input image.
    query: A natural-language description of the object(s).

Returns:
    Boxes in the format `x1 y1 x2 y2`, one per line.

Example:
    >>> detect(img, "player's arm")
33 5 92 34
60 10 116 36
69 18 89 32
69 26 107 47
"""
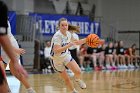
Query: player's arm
53 43 74 54
52 34 74 54
73 38 86 45
73 37 104 46
7 21 26 55
70 33 86 45
54 38 83 54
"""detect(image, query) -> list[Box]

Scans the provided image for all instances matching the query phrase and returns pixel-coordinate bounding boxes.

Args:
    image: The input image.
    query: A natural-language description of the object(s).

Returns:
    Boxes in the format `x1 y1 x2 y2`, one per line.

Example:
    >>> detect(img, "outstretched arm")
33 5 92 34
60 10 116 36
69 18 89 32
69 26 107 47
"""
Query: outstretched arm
74 38 86 45
74 38 105 46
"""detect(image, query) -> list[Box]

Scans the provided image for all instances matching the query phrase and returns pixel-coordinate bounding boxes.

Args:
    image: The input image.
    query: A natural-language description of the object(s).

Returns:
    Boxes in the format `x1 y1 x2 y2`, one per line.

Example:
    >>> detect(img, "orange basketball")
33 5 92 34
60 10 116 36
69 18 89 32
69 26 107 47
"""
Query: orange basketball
86 34 100 48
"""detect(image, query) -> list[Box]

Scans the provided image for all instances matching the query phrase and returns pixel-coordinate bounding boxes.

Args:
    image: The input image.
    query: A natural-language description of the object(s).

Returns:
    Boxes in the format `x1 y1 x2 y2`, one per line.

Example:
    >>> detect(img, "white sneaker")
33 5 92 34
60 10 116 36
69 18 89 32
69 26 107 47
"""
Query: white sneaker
106 64 111 69
128 64 131 68
130 64 135 68
27 88 36 93
117 65 121 69
72 89 78 93
123 65 128 69
120 65 124 69
75 79 86 89
80 67 85 71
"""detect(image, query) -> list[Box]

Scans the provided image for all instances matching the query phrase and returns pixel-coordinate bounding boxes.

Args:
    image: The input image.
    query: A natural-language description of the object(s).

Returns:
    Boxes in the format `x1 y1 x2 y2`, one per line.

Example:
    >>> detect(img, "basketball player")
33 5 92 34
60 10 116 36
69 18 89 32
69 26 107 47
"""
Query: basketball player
113 41 119 68
105 42 116 70
125 44 139 68
117 41 128 69
50 18 87 93
1 21 36 93
0 1 28 93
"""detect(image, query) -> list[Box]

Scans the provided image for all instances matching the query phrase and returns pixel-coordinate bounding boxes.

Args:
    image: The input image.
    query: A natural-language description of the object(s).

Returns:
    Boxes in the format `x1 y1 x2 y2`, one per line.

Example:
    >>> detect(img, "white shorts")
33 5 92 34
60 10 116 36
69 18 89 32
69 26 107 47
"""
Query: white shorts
51 54 73 72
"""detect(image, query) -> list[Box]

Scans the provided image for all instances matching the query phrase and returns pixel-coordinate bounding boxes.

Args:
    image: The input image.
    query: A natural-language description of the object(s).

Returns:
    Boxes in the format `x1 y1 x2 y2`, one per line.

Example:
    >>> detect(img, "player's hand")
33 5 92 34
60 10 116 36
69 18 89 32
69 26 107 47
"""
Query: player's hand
13 62 28 78
73 38 86 45
17 48 26 55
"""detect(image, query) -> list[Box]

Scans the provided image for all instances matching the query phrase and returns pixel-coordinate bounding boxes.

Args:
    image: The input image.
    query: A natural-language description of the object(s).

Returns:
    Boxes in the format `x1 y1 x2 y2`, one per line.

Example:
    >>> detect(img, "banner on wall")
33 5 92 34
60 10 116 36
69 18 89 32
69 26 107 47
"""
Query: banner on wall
29 13 101 37
8 11 16 35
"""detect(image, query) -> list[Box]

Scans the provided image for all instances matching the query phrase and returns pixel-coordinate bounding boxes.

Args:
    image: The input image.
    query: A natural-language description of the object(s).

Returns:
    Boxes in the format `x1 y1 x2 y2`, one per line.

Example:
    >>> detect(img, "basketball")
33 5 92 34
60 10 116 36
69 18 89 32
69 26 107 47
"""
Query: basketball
86 34 100 48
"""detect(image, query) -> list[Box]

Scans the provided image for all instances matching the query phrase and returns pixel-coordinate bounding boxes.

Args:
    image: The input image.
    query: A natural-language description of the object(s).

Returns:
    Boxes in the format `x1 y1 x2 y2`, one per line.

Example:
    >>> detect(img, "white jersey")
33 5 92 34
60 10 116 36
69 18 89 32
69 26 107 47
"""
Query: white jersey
1 21 20 63
7 21 19 48
50 30 72 57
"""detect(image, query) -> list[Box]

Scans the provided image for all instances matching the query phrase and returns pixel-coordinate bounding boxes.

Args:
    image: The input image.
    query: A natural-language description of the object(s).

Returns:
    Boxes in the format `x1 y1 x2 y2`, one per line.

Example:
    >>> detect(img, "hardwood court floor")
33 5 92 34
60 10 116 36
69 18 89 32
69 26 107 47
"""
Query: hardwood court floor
7 69 140 93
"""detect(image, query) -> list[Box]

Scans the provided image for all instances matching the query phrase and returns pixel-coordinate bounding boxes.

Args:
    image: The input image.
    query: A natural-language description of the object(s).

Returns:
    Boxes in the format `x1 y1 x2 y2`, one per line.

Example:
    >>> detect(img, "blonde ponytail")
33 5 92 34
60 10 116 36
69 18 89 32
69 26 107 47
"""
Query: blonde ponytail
68 24 80 33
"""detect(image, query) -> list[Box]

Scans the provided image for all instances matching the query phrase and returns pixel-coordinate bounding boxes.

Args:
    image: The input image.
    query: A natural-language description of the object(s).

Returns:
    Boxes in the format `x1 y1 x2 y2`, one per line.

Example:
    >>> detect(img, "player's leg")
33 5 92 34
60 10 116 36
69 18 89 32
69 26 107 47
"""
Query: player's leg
66 60 86 89
126 55 133 68
59 70 77 93
109 55 117 69
1 61 13 93
9 61 36 93
79 56 85 71
121 55 127 69
106 55 111 69
51 57 78 93
118 55 123 68
99 53 105 69
92 54 98 70
1 51 35 93
67 60 81 79
0 61 9 93
114 54 119 68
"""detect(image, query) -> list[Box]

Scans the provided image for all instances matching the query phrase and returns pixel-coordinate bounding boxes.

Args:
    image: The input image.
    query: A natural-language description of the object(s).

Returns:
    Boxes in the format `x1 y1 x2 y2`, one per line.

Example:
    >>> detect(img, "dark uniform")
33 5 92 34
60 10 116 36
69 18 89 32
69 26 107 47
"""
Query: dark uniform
105 47 114 55
0 0 8 85
117 47 125 55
